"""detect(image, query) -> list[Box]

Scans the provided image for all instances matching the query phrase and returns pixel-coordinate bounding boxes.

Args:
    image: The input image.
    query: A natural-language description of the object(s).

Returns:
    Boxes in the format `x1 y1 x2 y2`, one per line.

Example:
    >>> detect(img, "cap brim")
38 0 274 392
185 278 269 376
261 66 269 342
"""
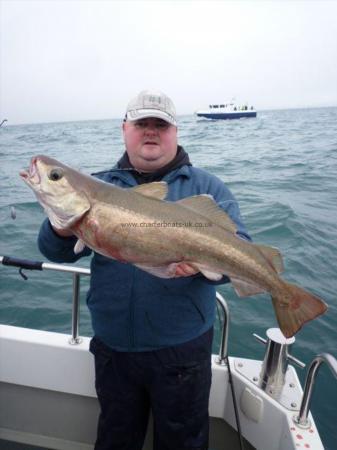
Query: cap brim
126 109 176 126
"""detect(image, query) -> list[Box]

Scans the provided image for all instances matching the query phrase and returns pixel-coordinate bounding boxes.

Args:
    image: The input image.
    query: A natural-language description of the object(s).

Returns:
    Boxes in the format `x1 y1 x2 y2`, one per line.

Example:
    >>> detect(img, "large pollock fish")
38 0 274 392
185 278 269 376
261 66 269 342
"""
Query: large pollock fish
20 155 327 337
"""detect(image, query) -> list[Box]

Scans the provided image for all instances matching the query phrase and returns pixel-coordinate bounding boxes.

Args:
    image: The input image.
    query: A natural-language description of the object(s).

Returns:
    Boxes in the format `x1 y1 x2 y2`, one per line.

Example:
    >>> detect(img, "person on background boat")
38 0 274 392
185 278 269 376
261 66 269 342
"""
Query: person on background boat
38 90 251 450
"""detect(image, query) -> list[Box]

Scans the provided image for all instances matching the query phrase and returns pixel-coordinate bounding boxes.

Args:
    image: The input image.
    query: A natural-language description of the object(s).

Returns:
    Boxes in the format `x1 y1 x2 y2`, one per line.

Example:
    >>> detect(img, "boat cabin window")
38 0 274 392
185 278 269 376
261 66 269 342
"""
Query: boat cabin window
220 104 225 108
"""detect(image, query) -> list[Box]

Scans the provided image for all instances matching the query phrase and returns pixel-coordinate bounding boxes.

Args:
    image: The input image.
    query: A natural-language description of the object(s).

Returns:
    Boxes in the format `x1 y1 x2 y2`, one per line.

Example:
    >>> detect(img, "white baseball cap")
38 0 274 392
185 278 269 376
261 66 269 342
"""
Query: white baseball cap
125 90 177 126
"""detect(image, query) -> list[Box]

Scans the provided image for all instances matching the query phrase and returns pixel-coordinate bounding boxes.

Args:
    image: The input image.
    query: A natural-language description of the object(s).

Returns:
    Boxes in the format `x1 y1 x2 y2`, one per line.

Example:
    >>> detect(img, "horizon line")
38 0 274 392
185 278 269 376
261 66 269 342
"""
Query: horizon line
2 104 337 127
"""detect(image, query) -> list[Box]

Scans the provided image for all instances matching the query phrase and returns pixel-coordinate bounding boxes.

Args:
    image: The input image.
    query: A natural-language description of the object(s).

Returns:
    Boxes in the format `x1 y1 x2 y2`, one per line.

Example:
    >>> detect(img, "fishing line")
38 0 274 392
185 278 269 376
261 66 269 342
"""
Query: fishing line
226 355 245 450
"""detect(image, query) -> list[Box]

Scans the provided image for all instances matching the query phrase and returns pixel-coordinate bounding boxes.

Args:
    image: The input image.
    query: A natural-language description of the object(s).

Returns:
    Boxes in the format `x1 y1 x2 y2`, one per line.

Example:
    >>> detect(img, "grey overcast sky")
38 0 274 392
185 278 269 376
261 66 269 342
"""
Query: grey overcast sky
1 0 337 125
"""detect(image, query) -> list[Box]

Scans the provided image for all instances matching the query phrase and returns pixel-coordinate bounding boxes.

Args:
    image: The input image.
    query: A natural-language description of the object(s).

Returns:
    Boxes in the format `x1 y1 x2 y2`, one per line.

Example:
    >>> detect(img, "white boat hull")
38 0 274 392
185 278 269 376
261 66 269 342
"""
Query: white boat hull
196 111 257 120
0 325 324 450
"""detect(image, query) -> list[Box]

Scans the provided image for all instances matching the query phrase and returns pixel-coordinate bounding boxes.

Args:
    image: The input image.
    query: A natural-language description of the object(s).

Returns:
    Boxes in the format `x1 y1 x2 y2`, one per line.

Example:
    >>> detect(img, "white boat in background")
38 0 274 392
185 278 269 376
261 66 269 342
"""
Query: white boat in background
1 255 336 450
196 101 257 120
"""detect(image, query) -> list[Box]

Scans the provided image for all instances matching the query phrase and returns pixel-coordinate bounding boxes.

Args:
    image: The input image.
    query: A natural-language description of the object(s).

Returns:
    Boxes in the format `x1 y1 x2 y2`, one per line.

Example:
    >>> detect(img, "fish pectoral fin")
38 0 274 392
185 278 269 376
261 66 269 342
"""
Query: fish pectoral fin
230 277 266 297
177 195 237 233
74 239 86 254
254 244 284 274
131 182 168 200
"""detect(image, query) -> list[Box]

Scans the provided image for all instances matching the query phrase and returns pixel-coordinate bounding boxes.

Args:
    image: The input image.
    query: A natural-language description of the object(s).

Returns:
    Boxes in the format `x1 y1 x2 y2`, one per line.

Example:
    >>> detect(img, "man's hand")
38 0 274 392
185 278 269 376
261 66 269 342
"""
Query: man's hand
174 262 199 277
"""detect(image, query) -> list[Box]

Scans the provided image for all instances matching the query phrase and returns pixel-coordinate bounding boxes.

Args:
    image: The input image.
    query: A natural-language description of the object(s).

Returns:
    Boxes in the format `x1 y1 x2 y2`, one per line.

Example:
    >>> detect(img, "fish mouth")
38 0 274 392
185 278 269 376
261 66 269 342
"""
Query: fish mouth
19 156 41 186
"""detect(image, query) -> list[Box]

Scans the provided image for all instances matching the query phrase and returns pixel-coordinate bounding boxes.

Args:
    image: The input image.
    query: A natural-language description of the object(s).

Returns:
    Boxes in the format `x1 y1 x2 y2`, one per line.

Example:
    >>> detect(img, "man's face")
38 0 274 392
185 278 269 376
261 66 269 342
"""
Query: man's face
122 118 178 172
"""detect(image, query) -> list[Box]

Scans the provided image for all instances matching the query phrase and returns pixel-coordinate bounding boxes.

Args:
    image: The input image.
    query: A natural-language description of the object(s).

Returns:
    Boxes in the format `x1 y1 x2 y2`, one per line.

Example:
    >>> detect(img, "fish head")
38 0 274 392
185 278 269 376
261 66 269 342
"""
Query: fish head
20 155 91 229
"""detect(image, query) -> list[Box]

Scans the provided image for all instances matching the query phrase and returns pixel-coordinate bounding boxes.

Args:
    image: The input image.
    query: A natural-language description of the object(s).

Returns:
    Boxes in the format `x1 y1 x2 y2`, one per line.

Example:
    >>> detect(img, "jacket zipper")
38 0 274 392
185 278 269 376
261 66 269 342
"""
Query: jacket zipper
128 267 136 349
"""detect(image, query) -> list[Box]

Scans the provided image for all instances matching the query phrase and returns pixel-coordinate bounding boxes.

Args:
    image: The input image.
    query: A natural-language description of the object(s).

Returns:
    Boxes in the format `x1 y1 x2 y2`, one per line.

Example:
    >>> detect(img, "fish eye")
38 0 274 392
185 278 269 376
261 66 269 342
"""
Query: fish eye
48 168 64 181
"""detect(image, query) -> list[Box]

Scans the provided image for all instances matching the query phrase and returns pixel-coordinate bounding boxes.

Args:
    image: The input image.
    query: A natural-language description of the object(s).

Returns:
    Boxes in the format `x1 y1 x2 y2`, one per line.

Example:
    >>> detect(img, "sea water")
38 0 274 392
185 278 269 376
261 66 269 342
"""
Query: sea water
1 107 336 449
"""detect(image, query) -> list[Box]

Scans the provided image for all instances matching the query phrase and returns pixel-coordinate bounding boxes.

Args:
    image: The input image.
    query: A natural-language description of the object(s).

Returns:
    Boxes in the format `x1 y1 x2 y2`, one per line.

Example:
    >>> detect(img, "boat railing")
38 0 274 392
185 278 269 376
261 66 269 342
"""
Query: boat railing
293 353 337 428
215 291 229 364
0 256 230 359
0 256 90 344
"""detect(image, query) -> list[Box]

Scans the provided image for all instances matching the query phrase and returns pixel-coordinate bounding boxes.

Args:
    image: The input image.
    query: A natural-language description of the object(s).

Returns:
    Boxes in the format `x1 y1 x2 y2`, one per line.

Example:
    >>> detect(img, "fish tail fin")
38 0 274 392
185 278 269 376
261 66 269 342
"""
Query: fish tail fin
272 283 327 338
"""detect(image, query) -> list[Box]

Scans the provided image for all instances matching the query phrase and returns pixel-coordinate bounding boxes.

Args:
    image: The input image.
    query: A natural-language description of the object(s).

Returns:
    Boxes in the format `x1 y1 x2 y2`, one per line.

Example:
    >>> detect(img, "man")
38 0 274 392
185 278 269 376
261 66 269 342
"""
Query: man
38 90 250 450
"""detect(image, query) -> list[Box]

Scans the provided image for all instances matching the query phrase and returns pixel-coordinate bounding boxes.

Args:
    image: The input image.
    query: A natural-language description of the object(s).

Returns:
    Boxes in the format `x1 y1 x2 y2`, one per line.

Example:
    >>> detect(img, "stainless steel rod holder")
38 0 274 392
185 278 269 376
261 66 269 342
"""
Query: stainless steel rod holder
69 273 83 345
215 292 229 365
294 353 337 428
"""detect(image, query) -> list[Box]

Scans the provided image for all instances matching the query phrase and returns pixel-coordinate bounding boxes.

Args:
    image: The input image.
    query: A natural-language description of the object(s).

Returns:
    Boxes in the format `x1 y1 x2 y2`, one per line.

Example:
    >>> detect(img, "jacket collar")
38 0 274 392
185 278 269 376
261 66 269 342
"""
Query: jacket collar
117 145 191 184
99 145 192 187
106 163 191 187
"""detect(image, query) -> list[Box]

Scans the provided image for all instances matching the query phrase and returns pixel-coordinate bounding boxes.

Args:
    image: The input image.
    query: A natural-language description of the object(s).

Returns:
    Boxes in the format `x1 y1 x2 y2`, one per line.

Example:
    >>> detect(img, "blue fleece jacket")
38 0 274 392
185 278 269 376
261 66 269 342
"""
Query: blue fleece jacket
38 164 250 351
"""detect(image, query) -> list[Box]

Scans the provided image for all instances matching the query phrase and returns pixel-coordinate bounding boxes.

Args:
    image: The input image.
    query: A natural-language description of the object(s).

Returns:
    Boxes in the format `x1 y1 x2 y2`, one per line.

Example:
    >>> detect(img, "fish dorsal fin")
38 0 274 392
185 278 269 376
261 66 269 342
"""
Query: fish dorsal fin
177 195 237 233
255 244 284 274
131 181 168 200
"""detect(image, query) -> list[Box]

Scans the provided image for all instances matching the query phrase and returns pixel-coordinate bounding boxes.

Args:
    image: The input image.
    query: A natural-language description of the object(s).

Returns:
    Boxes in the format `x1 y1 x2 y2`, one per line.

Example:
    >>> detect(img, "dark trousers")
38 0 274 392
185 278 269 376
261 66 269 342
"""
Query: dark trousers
89 329 213 450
